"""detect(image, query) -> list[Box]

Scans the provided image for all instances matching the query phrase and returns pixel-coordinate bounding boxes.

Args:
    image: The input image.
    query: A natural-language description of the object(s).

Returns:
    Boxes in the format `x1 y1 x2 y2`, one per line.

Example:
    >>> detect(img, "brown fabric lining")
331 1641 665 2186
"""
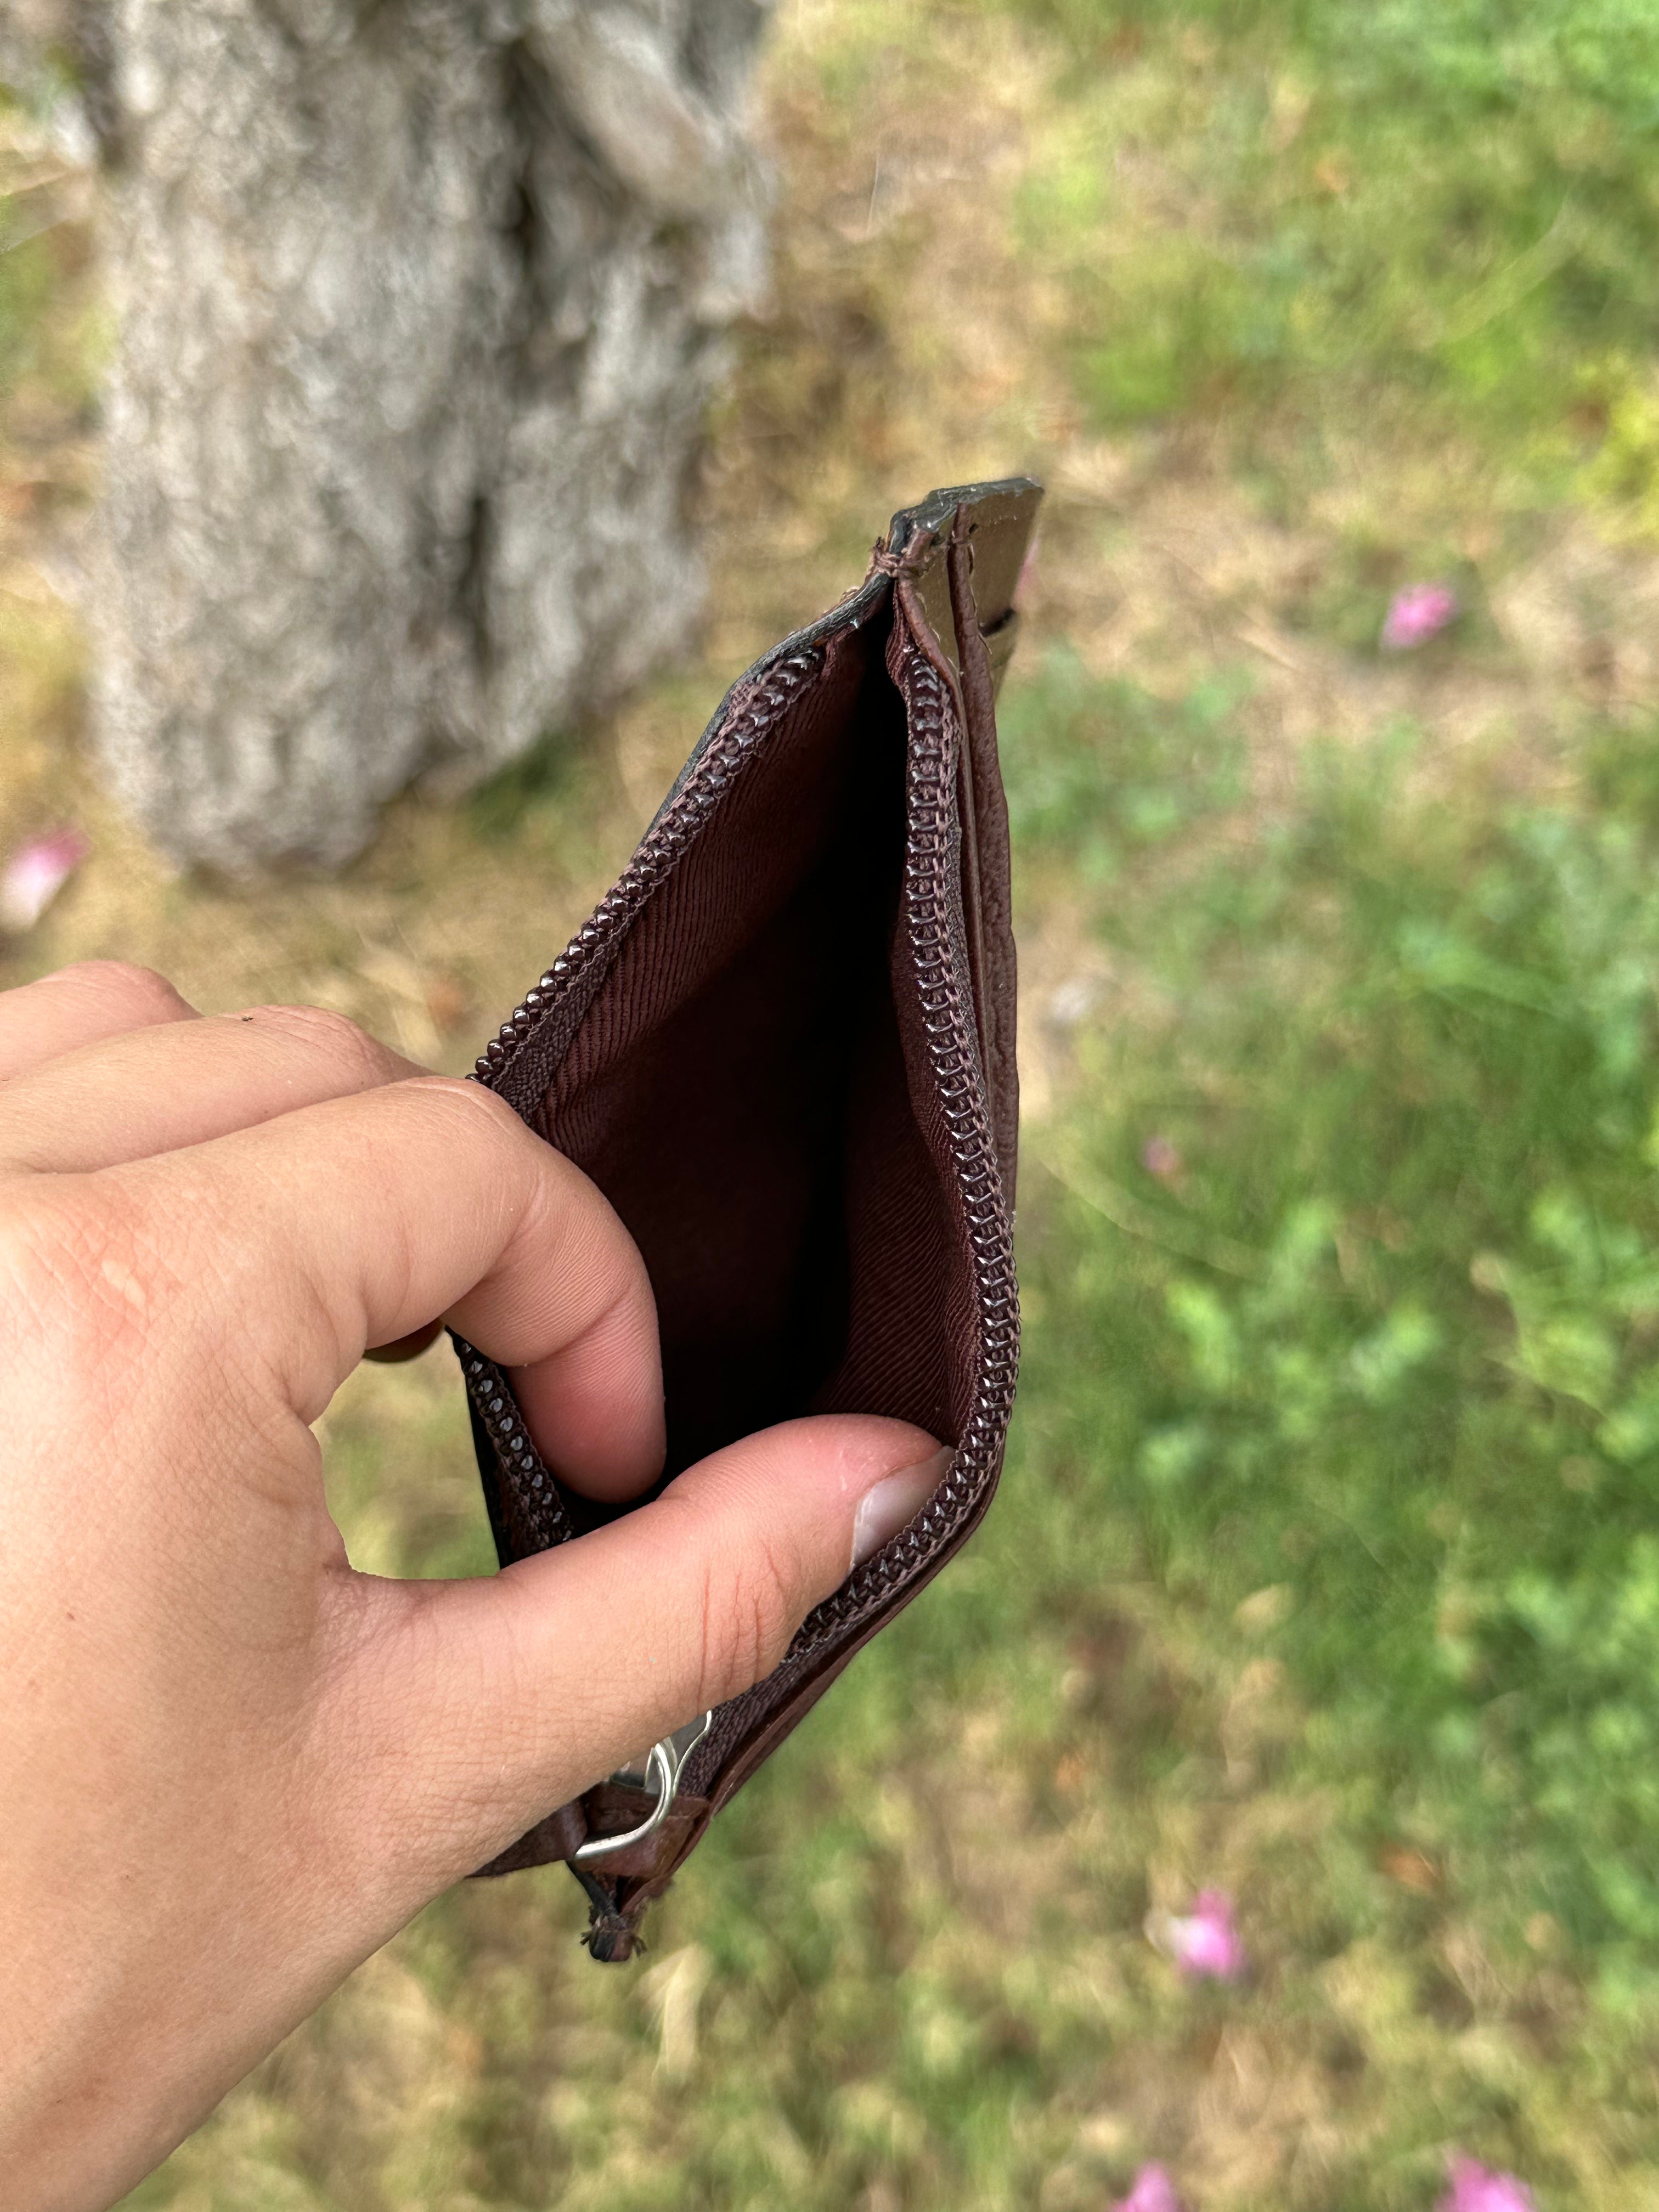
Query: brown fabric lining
538 620 961 1497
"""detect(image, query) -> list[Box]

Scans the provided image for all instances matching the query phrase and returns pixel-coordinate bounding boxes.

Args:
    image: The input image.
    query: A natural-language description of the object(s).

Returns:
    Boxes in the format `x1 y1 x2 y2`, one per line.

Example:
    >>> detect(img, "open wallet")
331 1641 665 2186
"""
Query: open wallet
453 476 1042 1961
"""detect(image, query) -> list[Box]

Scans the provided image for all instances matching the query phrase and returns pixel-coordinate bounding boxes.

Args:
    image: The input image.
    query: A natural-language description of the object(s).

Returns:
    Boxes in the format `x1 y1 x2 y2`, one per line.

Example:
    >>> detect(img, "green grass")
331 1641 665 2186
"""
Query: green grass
0 224 55 393
1008 654 1659 1994
999 0 1659 524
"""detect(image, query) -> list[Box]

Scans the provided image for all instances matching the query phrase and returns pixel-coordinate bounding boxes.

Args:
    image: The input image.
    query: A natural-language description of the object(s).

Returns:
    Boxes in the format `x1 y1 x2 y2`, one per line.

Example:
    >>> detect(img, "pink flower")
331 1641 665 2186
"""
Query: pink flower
1440 2158 1536 2212
1115 2164 1183 2212
1149 1889 1246 1979
1141 1134 1182 1181
1380 582 1459 651
1 828 89 931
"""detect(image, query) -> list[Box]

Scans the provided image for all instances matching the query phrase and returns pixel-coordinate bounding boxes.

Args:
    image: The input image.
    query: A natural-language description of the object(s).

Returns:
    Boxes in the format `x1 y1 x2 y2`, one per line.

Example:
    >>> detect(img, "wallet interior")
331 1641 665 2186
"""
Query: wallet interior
533 621 969 1516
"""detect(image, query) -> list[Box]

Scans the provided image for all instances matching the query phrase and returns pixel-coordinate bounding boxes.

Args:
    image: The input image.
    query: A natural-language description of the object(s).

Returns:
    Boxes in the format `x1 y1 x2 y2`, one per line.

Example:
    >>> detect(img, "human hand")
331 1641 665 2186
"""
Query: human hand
0 962 945 2211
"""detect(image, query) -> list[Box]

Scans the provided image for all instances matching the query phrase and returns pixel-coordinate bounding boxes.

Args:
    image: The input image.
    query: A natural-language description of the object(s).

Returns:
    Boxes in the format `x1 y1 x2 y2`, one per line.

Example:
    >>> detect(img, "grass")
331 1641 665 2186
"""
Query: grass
997 0 1659 521
1012 669 1659 2086
4 0 1659 2202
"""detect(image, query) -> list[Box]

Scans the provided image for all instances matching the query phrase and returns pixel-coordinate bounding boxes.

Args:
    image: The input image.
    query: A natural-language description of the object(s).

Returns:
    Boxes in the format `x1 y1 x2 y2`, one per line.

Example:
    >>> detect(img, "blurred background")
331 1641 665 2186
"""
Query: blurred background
4 1 1659 2204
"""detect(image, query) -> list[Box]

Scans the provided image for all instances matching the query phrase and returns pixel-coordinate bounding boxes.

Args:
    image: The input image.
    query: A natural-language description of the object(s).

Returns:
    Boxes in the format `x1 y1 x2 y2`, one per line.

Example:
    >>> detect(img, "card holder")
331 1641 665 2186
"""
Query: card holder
455 477 1041 1959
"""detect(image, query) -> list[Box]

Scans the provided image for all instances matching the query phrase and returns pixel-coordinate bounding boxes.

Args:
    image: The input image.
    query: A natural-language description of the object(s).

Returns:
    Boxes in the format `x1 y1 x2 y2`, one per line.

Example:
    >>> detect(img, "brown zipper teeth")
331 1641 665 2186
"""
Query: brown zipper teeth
473 647 827 1086
785 642 1016 1643
685 636 1018 1786
461 647 828 1539
453 1339 573 1552
462 622 1017 1776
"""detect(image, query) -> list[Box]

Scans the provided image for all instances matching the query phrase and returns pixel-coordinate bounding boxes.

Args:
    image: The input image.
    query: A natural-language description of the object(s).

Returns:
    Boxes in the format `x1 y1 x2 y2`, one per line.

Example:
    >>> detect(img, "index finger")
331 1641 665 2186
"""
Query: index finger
108 1077 664 1503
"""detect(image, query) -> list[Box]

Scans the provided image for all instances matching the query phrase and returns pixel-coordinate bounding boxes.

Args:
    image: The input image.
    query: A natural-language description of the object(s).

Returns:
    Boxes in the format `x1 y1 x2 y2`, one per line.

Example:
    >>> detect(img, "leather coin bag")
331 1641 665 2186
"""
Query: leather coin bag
454 477 1041 1959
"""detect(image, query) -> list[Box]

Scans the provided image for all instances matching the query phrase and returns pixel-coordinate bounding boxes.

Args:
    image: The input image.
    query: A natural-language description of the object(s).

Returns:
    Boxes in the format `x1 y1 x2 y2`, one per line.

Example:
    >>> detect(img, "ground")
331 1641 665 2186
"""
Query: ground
5 2 1659 2204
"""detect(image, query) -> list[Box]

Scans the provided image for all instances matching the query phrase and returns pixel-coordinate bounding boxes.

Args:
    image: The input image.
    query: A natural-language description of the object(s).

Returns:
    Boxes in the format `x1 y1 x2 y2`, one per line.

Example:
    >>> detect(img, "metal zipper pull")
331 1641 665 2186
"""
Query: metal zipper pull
572 1709 713 1864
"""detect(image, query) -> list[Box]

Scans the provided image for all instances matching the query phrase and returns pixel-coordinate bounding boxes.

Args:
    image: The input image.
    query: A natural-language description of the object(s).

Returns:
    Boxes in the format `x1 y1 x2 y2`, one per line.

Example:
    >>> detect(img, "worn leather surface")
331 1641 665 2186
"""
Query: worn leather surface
461 479 1041 1955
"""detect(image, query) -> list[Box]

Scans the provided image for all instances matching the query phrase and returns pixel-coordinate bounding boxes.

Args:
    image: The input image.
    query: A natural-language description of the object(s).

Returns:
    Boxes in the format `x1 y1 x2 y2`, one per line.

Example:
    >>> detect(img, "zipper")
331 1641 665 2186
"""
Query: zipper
461 585 1018 1835
812 634 1018 1620
472 642 829 1115
681 620 1019 1796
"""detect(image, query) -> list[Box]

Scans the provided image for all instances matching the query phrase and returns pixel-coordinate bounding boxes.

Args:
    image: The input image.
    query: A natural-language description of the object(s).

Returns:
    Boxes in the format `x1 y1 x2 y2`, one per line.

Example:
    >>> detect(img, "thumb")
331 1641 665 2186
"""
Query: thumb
337 1415 949 1903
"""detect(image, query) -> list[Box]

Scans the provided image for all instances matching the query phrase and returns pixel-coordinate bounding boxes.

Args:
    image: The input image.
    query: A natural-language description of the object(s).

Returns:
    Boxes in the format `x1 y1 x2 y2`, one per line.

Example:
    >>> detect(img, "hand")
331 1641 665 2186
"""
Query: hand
0 962 944 2212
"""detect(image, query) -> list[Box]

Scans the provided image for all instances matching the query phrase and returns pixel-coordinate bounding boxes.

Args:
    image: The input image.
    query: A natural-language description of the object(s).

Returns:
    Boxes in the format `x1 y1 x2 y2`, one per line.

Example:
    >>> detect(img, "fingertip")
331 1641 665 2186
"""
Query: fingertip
509 1297 666 1502
448 1148 665 1503
729 1413 945 1512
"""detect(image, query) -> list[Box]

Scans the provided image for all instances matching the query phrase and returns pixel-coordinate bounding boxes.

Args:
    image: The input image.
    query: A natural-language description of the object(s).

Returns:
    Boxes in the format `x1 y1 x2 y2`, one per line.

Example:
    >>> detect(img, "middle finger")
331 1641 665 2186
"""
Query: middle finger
0 1002 425 1176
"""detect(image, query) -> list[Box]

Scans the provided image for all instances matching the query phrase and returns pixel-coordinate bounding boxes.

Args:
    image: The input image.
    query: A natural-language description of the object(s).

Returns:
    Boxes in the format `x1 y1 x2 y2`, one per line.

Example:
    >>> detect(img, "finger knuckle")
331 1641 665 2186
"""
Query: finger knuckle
412 1073 514 1126
237 1001 394 1085
693 1536 802 1708
53 958 191 1028
405 1074 531 1155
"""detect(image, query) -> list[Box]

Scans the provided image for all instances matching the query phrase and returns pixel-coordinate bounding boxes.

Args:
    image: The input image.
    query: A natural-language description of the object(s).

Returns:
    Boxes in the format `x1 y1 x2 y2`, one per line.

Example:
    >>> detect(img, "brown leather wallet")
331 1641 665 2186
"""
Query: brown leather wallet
455 477 1041 1960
